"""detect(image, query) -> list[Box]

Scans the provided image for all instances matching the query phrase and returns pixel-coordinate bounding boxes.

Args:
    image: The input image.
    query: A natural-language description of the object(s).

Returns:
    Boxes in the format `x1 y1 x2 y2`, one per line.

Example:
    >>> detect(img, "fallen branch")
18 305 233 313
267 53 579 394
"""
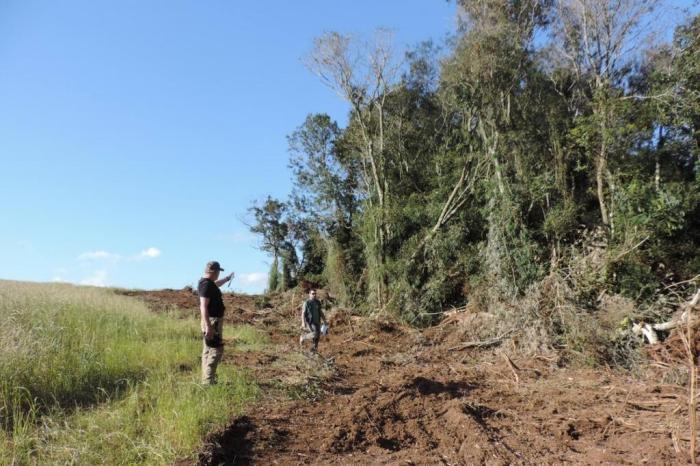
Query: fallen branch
633 290 700 344
653 311 690 332
632 322 660 344
502 353 520 385
448 331 514 351
612 236 650 262
663 274 700 292
363 406 383 437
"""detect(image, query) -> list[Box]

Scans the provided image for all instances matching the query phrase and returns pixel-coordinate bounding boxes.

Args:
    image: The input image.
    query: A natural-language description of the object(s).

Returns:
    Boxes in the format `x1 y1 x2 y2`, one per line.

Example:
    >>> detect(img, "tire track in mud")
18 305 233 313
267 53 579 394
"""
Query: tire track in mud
197 320 530 466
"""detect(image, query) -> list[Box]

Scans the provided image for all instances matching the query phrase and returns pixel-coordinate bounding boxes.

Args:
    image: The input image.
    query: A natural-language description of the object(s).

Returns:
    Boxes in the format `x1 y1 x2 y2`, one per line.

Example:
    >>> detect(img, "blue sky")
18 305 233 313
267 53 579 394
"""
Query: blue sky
0 0 457 292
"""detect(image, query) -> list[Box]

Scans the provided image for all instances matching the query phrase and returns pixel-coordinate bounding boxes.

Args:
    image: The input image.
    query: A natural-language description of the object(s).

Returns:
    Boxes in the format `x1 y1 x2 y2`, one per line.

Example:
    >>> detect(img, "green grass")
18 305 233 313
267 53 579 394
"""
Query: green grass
229 324 269 352
0 281 261 465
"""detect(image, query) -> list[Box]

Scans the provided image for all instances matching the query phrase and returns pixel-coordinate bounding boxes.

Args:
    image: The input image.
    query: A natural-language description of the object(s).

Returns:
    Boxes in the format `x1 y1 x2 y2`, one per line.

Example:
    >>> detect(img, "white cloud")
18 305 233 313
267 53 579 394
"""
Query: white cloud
238 272 267 287
80 270 108 287
136 247 161 260
79 247 161 263
78 250 121 262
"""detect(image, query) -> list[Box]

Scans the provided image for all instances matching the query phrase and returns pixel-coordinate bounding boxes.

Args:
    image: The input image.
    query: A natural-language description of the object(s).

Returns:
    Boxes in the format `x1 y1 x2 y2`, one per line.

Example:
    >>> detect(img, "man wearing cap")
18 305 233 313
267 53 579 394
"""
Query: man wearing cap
198 261 233 385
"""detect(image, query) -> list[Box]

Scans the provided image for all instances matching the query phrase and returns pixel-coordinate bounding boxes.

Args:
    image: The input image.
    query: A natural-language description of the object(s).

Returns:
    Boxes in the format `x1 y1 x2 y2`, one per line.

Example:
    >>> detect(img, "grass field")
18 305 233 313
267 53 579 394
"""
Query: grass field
0 281 261 465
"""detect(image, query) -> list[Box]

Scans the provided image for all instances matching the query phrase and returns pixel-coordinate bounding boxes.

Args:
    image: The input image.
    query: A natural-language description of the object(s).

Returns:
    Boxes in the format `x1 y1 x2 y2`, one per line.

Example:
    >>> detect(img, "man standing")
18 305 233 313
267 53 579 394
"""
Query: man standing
299 289 327 353
198 261 233 385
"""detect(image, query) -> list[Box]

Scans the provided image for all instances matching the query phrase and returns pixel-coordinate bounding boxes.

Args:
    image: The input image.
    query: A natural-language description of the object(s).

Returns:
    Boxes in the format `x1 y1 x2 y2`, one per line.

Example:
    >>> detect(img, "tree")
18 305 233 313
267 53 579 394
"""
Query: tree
288 113 358 232
437 0 551 297
267 256 280 293
248 196 289 260
550 0 662 228
306 29 401 308
242 2 700 328
249 197 299 289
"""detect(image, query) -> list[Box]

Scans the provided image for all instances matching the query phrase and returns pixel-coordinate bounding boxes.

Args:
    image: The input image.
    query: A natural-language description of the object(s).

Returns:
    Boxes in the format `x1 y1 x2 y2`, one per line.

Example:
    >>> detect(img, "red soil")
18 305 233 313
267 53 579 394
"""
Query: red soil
123 288 697 465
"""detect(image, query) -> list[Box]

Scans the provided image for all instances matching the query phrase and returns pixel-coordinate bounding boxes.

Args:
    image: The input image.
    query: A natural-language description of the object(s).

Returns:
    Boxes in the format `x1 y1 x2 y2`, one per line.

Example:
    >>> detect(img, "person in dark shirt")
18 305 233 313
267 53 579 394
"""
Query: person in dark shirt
198 261 233 385
299 289 327 353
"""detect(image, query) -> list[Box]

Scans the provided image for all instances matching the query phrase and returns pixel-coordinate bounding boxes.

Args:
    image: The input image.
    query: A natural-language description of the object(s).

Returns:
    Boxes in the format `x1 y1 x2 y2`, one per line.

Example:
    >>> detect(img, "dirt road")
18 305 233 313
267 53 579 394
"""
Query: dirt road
125 289 692 465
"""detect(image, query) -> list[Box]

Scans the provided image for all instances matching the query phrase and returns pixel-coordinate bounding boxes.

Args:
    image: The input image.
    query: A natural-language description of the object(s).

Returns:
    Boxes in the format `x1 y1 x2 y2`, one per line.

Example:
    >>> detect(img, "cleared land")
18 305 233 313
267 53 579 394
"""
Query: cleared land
123 288 697 465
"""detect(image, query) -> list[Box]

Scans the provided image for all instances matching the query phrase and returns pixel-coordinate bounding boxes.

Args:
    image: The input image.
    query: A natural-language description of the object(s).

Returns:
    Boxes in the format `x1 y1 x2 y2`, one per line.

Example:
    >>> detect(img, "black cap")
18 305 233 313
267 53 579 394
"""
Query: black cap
204 261 224 273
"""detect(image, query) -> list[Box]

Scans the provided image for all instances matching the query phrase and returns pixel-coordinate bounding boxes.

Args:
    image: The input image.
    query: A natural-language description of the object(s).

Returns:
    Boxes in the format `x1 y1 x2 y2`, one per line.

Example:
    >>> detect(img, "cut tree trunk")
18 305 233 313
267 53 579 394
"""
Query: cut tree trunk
633 290 700 344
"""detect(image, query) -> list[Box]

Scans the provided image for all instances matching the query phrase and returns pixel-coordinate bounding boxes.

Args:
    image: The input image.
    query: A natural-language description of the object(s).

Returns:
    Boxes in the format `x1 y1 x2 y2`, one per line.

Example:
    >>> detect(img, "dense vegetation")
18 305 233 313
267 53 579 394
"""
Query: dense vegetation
0 281 260 464
250 0 699 362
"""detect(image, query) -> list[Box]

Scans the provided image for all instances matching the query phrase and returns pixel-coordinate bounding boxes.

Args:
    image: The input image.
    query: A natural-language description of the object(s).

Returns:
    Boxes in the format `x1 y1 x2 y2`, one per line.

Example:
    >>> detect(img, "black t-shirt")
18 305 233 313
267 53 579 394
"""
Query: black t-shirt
198 278 225 317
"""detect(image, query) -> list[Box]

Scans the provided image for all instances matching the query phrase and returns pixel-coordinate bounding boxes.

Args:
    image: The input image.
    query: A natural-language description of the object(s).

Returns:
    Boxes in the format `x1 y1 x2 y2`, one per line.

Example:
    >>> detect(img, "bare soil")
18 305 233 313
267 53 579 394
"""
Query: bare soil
123 288 697 465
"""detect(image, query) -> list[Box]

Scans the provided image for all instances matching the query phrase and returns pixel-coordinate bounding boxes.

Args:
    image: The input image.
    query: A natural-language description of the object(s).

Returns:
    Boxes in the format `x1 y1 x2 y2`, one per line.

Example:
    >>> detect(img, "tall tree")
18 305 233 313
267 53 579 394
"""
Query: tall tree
288 113 358 231
550 0 662 228
306 29 402 308
439 0 551 296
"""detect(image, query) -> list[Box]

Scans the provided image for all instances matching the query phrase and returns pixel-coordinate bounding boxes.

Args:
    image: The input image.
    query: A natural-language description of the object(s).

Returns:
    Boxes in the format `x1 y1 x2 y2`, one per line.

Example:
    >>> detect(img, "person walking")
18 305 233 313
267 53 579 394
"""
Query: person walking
198 261 233 385
299 289 327 353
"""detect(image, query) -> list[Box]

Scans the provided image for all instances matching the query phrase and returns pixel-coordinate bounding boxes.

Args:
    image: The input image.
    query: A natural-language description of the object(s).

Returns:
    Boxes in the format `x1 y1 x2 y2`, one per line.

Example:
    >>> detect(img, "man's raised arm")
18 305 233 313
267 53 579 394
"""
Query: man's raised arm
215 273 234 287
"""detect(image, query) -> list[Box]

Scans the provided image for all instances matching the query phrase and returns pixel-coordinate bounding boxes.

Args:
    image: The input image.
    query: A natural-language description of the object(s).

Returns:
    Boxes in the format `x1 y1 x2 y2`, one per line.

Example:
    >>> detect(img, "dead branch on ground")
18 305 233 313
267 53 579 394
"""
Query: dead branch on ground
448 330 514 351
633 290 700 344
502 353 520 385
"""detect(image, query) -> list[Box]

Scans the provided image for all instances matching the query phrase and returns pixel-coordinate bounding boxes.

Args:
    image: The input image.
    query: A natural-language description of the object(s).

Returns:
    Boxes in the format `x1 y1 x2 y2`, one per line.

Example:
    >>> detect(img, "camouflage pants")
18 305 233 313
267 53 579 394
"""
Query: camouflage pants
201 317 223 385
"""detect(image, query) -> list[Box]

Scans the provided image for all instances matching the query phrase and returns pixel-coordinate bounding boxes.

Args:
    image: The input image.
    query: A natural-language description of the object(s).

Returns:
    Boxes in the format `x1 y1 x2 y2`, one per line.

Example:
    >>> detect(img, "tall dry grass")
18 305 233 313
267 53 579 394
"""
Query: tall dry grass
0 281 260 465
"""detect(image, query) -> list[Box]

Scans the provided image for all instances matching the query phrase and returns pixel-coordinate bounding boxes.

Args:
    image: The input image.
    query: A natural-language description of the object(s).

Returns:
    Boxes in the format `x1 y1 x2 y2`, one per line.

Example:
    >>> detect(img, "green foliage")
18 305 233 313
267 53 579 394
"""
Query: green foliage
246 9 700 344
288 114 357 229
279 254 293 291
248 197 301 291
228 325 269 352
299 228 327 284
543 200 580 240
248 196 289 258
324 238 355 306
614 180 694 239
390 225 475 325
608 257 658 301
267 257 280 293
0 282 192 431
